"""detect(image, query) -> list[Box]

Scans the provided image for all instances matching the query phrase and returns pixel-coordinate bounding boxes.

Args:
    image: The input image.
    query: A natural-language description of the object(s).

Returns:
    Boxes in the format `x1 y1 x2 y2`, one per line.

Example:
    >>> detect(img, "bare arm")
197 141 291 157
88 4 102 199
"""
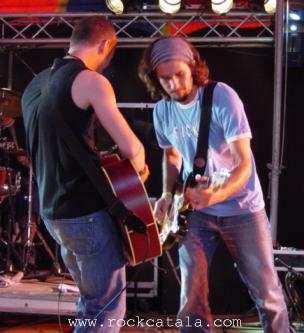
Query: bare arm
71 70 145 173
186 137 252 209
162 147 183 194
153 147 182 221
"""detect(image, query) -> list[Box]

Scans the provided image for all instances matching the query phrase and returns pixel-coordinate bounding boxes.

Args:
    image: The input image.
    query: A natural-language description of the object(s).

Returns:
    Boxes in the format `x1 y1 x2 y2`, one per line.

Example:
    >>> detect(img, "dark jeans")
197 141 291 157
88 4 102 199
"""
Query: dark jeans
44 209 126 333
178 209 292 333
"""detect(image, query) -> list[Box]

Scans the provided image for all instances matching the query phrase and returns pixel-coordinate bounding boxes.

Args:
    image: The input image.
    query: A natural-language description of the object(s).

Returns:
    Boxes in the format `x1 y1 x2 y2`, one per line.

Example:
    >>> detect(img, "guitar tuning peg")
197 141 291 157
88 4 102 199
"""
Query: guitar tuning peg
195 174 202 181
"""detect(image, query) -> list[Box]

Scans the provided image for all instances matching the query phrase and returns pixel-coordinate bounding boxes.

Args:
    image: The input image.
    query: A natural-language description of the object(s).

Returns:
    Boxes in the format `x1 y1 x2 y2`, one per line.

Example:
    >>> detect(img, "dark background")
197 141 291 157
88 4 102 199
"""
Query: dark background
1 44 303 315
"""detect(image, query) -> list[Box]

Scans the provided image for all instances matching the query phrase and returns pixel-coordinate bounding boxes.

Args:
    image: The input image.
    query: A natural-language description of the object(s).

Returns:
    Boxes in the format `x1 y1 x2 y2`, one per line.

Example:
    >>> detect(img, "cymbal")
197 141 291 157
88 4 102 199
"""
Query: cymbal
0 88 22 119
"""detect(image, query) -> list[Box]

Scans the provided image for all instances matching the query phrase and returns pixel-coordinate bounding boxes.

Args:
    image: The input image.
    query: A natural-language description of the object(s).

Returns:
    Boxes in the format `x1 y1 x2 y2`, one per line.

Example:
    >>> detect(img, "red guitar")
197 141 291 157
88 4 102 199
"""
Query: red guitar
101 154 162 266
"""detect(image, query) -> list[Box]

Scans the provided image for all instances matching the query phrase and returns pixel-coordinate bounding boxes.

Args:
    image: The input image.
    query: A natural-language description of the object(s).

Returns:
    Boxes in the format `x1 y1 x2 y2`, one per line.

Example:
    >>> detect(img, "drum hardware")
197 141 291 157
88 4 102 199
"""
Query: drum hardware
0 165 21 272
275 257 304 322
0 89 26 273
0 238 23 273
0 139 16 151
0 89 63 278
0 88 22 118
0 167 22 270
0 160 60 277
0 167 21 200
21 164 64 279
0 88 22 129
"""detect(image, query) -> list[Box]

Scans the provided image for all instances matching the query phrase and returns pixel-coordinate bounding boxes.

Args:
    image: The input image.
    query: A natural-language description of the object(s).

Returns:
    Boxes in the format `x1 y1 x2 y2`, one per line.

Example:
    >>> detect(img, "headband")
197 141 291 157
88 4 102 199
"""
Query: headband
150 38 194 70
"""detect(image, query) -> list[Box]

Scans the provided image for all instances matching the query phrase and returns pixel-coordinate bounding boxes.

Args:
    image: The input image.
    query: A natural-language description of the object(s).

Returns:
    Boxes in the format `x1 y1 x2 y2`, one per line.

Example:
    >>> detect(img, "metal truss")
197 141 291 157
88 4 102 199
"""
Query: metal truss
0 10 274 49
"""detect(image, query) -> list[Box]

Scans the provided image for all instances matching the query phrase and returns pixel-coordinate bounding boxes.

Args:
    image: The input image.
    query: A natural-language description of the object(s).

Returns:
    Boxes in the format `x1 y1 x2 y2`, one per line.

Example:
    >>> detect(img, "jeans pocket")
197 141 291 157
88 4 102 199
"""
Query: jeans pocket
44 214 96 256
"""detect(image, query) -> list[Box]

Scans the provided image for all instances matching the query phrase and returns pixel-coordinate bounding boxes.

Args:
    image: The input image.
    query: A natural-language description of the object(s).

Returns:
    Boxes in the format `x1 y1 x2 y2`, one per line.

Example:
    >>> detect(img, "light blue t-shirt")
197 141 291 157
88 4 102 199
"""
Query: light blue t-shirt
153 82 265 216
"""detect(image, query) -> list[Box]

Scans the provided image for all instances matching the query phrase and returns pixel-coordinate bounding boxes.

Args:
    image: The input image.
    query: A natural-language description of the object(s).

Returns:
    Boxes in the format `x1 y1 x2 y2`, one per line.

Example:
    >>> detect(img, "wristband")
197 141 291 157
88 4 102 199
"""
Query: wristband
138 164 148 177
162 191 173 198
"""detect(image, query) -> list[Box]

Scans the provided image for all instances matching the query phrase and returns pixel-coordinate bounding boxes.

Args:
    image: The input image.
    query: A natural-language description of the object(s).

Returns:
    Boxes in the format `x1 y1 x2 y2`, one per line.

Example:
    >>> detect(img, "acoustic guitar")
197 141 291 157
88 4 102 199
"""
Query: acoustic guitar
101 154 162 266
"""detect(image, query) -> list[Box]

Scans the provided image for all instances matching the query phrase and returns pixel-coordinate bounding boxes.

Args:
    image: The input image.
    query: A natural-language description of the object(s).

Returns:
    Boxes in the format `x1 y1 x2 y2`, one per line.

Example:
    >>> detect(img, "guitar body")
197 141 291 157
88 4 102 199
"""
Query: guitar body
160 169 231 251
101 154 162 266
159 183 190 251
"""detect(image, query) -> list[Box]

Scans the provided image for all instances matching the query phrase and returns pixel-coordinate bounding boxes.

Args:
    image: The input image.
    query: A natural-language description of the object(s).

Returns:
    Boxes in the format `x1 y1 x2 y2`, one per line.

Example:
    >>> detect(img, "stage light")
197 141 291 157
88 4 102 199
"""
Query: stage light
264 0 276 14
106 0 145 14
106 0 124 14
290 24 298 32
159 0 181 14
289 12 301 21
211 0 233 15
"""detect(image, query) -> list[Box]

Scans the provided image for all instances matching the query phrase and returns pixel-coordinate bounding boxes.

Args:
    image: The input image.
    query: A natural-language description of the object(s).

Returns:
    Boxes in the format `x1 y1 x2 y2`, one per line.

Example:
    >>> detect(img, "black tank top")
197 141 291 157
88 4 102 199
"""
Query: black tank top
22 58 106 219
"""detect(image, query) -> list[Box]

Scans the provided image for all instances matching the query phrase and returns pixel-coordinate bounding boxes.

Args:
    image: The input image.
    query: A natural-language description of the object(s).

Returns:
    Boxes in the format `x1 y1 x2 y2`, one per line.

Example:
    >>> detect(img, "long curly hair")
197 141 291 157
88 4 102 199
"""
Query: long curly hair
138 37 210 100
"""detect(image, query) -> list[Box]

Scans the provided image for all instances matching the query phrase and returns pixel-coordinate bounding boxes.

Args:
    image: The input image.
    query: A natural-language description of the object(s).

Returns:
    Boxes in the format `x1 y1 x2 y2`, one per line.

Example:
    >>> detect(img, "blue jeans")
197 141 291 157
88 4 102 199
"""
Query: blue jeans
44 209 126 333
178 209 292 333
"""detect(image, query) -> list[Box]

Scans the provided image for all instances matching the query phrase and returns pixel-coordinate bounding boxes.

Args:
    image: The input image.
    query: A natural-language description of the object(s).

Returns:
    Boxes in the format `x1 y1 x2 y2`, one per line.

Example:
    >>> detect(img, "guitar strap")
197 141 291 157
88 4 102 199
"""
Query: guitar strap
40 68 146 233
192 80 217 177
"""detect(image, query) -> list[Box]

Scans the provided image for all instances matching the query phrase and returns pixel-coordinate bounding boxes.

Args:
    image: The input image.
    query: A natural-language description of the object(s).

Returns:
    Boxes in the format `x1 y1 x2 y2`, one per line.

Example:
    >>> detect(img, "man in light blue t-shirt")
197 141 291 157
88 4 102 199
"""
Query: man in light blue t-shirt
139 37 293 333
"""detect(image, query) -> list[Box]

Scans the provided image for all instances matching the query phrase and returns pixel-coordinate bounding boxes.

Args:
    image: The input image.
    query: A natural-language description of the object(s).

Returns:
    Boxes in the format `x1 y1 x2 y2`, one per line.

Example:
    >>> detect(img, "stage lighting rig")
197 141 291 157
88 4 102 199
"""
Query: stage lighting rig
159 0 182 14
264 0 276 14
250 0 276 14
106 0 143 14
211 0 234 14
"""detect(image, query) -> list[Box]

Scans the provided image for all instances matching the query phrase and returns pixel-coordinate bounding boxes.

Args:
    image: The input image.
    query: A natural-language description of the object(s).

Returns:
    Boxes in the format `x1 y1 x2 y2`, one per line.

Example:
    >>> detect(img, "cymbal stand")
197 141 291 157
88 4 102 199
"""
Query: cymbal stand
4 171 17 272
23 163 34 272
22 164 58 277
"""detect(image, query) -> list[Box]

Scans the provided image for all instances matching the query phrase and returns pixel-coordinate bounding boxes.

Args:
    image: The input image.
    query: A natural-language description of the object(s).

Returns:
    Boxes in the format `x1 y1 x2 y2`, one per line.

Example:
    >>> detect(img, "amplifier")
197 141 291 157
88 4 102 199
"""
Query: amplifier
126 258 158 298
273 248 304 272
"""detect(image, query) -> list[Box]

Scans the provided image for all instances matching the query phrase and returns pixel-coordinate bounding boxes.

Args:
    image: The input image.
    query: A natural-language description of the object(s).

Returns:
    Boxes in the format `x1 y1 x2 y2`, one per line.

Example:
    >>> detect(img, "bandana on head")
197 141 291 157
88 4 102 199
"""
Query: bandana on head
150 38 194 70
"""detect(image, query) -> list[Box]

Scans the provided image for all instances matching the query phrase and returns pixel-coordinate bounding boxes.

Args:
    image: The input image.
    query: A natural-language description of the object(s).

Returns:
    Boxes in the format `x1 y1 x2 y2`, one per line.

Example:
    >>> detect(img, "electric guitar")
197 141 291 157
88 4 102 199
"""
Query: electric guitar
100 154 162 266
159 169 231 251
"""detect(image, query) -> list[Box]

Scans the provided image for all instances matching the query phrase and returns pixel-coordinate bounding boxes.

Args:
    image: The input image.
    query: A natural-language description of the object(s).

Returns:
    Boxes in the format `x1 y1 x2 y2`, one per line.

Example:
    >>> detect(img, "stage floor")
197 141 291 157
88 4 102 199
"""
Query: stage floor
0 274 78 316
0 274 302 332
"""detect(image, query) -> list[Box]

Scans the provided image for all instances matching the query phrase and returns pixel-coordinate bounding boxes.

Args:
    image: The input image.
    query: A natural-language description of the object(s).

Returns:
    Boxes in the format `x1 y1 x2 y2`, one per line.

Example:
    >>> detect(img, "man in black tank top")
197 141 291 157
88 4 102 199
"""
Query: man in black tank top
22 17 148 333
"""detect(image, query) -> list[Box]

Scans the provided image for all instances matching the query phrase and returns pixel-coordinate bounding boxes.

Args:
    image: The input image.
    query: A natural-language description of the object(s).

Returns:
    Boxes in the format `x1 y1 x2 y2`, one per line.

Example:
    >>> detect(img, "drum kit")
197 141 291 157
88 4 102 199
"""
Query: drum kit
0 88 57 275
0 88 23 202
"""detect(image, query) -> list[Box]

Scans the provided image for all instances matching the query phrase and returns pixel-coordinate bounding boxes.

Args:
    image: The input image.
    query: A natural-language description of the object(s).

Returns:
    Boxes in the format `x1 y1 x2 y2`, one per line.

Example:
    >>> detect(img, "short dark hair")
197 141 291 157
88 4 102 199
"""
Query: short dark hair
70 16 116 47
138 37 209 100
